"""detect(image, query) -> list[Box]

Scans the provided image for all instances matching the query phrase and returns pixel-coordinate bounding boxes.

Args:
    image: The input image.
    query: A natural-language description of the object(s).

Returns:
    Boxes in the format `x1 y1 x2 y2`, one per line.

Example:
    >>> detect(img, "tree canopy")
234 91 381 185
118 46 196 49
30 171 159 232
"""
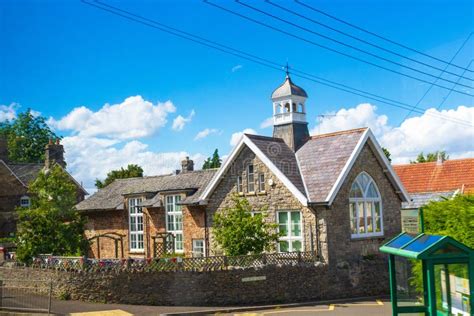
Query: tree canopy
411 151 449 164
382 147 392 163
15 165 88 263
212 197 280 256
202 149 222 170
95 164 144 189
0 109 59 163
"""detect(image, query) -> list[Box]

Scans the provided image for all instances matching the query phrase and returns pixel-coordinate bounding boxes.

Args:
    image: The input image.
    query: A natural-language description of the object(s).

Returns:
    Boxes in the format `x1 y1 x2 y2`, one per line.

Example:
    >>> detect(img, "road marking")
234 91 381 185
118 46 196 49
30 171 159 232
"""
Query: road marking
336 299 384 307
258 304 335 314
69 310 133 316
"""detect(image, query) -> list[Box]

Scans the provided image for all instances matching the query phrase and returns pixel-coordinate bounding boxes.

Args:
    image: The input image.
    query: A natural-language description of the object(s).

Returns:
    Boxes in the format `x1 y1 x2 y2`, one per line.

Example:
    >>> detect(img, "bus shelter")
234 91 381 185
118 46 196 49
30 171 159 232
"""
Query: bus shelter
380 232 473 316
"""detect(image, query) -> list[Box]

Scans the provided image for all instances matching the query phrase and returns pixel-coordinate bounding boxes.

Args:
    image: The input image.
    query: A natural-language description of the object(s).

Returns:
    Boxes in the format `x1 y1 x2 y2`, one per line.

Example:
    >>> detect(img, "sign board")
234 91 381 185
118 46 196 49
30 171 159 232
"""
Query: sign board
242 276 266 283
401 208 419 234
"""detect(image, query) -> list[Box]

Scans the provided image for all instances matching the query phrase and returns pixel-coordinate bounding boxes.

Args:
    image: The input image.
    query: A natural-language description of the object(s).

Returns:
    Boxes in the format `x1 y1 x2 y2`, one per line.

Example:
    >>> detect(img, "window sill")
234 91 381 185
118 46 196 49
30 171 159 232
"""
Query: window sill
257 191 267 195
237 192 244 196
245 192 257 196
350 233 384 240
129 250 145 254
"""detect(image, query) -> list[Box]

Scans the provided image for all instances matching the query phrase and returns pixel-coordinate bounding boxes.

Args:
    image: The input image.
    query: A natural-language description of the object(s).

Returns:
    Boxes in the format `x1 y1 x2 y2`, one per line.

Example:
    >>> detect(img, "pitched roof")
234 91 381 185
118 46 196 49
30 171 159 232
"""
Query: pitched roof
75 169 217 211
296 128 368 202
393 158 474 194
7 163 44 185
402 191 456 209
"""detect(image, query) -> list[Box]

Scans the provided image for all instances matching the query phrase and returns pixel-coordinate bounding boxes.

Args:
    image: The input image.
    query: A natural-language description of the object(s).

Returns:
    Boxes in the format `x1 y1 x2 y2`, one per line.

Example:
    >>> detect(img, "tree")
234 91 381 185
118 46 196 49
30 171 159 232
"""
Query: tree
411 151 449 164
410 194 474 293
0 109 59 163
212 196 280 256
202 149 222 170
95 164 144 189
382 147 392 163
15 165 88 263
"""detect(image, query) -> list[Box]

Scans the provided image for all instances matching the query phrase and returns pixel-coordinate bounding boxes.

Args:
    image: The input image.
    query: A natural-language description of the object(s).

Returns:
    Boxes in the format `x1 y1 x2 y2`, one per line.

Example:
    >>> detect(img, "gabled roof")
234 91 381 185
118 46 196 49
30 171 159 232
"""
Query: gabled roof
75 169 217 211
393 158 474 194
200 127 409 206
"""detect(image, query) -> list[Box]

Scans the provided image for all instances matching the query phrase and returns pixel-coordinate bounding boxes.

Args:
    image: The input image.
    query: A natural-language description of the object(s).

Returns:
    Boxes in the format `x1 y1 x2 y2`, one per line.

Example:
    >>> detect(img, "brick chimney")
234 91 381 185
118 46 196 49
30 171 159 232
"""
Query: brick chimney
181 156 194 173
0 134 8 162
45 138 66 169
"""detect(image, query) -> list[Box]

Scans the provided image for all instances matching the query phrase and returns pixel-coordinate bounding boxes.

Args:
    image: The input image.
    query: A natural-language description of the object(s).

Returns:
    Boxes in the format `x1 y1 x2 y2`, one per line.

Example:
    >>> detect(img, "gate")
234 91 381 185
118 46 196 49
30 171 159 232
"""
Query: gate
0 279 53 314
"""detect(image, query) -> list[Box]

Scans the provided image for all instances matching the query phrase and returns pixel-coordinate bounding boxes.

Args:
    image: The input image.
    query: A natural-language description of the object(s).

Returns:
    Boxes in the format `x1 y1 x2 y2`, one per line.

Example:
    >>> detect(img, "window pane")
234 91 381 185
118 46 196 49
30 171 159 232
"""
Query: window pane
366 202 373 232
291 212 301 236
375 216 382 232
279 241 289 252
358 173 370 191
358 202 366 233
366 182 379 198
278 212 288 224
167 215 174 231
292 240 302 252
374 202 381 217
349 203 357 234
175 233 183 251
176 214 183 230
350 182 363 198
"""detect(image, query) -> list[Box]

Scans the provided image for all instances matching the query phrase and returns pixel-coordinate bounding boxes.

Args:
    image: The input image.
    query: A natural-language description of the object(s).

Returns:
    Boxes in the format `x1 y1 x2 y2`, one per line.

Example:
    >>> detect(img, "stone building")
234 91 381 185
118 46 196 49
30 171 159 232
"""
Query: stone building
0 138 87 238
77 74 409 264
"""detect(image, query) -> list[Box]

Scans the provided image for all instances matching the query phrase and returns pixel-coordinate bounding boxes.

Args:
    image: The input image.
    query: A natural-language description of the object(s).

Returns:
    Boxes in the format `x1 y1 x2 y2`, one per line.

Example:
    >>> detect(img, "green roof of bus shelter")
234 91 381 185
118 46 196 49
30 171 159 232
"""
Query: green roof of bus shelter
379 232 473 260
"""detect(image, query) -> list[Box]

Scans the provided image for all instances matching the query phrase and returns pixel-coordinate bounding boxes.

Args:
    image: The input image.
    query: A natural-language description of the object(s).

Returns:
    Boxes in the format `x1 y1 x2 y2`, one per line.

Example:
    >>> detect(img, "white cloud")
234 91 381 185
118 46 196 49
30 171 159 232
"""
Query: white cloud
260 117 273 129
0 104 17 122
230 128 257 146
231 64 243 73
194 128 219 140
49 96 176 140
311 103 474 164
172 110 195 131
62 135 205 192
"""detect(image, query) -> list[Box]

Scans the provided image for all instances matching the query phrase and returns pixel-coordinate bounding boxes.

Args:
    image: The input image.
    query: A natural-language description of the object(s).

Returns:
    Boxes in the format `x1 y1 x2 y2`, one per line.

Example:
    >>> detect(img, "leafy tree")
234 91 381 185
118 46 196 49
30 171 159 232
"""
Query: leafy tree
0 109 59 163
410 194 474 293
411 151 449 164
202 149 222 170
212 196 280 256
382 147 392 163
15 165 88 263
95 164 144 189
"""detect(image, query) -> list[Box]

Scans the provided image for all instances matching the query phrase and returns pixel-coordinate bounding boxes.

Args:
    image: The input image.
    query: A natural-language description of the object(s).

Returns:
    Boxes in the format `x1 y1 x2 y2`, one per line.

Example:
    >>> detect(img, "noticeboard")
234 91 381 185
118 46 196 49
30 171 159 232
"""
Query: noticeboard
401 208 419 234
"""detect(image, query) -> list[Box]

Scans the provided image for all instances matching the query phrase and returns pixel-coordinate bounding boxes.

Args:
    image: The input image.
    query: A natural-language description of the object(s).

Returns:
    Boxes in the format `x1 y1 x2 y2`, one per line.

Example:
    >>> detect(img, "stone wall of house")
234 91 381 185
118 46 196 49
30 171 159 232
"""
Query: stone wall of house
317 142 402 265
0 255 389 306
0 163 27 238
206 145 318 255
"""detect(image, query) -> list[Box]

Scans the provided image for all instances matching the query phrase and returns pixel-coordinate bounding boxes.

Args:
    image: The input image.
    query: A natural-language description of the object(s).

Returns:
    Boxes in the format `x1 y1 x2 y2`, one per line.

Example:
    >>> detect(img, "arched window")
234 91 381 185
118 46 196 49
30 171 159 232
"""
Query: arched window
349 172 383 238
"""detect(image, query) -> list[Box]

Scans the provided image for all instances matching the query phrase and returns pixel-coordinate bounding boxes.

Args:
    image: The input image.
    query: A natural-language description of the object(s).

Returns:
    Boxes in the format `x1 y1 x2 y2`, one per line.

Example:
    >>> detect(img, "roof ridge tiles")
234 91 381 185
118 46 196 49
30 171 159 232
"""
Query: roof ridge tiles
310 127 368 139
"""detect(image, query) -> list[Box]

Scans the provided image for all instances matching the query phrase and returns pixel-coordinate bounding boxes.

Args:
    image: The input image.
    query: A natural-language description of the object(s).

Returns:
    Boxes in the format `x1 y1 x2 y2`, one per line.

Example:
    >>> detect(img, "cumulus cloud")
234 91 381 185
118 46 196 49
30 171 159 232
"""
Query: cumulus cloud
62 135 205 192
311 103 474 164
172 110 195 131
231 64 243 73
0 104 17 122
230 128 257 146
49 96 176 139
260 117 273 129
194 128 219 140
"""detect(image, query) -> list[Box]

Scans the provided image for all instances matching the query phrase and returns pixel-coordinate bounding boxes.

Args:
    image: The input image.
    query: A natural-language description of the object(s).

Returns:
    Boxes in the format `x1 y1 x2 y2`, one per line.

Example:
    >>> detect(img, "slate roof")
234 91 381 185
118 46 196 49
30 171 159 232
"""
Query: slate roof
401 191 456 209
7 163 44 185
75 169 217 211
296 128 367 202
245 134 306 195
393 158 474 194
271 75 308 99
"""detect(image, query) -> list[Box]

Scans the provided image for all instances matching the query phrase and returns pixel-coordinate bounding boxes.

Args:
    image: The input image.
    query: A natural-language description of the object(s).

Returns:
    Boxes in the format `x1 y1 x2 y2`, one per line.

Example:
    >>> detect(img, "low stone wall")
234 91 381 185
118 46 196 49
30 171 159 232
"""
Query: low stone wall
0 256 389 306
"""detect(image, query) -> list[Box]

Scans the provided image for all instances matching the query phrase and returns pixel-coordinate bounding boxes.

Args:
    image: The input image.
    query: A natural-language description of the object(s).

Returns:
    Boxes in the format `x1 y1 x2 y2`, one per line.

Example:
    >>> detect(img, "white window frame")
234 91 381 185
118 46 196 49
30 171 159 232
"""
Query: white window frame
165 195 184 253
237 175 243 194
128 197 144 252
258 173 265 192
247 164 255 193
277 210 304 253
349 172 384 239
20 196 31 208
192 239 205 257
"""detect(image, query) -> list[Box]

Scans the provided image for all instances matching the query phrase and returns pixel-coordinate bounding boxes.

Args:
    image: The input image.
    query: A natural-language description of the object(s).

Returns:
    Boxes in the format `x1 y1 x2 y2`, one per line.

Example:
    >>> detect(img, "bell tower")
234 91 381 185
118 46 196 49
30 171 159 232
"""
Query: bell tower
271 71 310 152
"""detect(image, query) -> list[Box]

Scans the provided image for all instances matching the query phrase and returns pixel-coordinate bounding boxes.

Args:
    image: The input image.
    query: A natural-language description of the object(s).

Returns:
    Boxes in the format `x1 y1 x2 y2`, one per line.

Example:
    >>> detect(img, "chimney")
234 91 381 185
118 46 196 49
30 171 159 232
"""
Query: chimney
0 134 8 162
181 156 194 173
45 138 66 169
436 152 444 166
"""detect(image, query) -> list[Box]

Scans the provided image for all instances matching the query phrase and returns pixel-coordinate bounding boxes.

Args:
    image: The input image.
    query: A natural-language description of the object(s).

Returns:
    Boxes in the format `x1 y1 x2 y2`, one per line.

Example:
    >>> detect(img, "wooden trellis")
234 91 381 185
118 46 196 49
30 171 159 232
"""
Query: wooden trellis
152 232 175 258
88 232 125 259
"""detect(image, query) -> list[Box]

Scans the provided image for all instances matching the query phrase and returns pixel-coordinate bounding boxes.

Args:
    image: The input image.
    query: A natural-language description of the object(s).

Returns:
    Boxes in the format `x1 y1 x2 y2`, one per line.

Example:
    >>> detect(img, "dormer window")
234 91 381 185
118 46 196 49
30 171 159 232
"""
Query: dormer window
247 164 255 193
20 196 31 208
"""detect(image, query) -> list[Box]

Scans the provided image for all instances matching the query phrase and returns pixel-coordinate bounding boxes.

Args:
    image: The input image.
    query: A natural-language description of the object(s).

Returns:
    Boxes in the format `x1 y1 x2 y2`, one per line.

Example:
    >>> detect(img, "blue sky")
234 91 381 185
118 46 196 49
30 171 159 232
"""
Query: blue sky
1 0 473 191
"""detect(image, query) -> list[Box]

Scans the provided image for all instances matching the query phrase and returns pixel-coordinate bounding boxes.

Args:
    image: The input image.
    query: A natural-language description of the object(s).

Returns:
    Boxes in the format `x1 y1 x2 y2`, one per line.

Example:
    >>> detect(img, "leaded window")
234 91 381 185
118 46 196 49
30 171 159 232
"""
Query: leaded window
349 172 383 238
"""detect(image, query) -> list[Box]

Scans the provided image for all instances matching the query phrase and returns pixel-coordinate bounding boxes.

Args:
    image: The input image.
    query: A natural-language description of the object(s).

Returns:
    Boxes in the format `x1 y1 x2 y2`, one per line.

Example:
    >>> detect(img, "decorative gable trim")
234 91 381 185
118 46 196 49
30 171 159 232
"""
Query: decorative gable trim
199 134 308 206
0 160 27 188
324 129 410 205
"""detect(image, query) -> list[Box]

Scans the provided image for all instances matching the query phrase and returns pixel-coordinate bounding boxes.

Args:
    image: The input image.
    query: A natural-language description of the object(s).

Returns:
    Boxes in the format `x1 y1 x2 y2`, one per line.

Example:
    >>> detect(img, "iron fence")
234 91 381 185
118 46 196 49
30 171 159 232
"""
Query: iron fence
19 251 319 273
0 279 52 314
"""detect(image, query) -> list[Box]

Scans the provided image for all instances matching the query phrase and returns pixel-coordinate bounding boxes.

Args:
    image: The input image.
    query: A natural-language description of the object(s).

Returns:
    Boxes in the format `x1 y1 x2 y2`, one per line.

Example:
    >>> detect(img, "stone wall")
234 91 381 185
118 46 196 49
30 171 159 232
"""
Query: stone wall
0 256 389 306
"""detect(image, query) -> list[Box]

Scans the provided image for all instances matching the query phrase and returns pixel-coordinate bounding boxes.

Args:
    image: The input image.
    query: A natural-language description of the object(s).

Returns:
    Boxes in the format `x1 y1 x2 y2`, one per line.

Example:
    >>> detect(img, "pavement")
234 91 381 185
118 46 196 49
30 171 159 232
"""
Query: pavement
0 296 399 316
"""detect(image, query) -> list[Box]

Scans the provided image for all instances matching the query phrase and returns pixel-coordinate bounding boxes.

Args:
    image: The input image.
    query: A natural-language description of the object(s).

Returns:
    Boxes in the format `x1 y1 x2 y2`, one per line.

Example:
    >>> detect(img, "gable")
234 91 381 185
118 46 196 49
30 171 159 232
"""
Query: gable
0 160 26 196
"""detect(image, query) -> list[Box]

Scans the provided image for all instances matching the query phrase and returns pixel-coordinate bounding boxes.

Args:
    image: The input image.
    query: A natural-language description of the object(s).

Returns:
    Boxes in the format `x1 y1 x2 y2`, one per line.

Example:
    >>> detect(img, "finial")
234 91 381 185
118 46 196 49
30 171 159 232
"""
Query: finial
284 60 290 77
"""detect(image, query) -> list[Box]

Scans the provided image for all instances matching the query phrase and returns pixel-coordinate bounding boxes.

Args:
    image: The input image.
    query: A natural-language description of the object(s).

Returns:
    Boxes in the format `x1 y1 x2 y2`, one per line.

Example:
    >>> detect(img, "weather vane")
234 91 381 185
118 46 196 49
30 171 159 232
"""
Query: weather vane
284 61 290 76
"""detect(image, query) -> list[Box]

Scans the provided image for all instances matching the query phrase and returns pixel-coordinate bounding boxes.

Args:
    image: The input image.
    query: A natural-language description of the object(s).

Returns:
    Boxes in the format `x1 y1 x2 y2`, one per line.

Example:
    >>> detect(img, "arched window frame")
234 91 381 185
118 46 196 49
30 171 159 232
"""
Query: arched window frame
349 172 383 238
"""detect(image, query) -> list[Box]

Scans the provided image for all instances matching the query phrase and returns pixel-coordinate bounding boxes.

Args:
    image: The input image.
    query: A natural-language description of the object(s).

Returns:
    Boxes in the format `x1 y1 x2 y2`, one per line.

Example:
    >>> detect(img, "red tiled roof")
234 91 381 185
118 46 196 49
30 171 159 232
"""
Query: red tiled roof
393 158 474 194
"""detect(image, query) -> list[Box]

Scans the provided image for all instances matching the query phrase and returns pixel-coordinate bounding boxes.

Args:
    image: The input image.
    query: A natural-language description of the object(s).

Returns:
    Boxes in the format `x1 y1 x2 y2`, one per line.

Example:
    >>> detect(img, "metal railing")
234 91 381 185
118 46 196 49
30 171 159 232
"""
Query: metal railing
0 279 52 314
24 251 319 273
